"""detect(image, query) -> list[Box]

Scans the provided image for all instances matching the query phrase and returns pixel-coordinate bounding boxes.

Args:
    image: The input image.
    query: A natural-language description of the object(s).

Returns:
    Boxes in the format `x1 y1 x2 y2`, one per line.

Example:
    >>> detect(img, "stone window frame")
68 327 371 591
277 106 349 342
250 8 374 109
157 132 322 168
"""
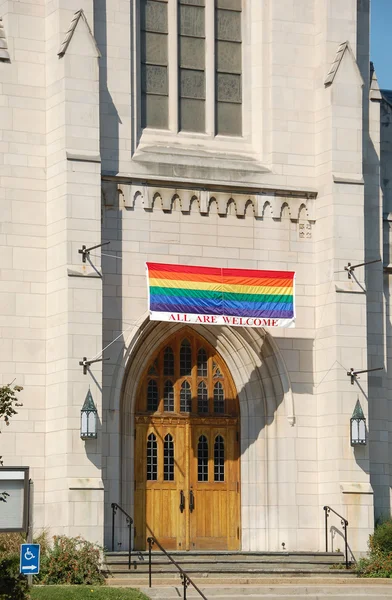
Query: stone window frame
135 0 254 153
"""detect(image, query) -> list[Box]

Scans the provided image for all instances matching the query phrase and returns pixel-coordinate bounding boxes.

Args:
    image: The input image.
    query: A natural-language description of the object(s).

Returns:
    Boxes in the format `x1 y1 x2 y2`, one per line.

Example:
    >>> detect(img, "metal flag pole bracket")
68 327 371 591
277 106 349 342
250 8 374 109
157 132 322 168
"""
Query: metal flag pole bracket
78 241 110 263
347 366 383 385
79 356 110 375
344 258 381 279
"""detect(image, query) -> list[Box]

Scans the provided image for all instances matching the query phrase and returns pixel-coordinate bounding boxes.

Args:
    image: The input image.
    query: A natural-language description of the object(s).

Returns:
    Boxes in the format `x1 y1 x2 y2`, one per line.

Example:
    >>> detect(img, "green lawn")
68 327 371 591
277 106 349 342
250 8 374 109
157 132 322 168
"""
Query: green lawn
30 587 149 600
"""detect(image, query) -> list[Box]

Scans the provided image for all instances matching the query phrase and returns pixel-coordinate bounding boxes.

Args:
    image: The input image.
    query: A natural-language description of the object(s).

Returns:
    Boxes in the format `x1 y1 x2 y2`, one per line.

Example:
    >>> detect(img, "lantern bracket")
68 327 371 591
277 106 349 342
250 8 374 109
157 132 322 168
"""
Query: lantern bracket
79 356 109 375
344 258 381 279
78 241 110 263
347 366 383 385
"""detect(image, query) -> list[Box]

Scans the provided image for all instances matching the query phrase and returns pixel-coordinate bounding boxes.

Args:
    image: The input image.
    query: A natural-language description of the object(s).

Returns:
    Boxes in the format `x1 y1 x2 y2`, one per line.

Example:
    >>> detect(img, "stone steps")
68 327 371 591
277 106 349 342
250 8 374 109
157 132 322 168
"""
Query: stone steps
132 584 392 600
105 551 356 589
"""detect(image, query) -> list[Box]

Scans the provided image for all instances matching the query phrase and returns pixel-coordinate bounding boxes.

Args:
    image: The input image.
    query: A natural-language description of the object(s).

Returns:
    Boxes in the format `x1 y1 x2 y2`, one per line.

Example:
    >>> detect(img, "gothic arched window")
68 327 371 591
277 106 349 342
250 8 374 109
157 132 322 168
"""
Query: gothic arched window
140 0 242 135
147 433 158 480
214 435 225 482
164 434 174 481
198 435 208 482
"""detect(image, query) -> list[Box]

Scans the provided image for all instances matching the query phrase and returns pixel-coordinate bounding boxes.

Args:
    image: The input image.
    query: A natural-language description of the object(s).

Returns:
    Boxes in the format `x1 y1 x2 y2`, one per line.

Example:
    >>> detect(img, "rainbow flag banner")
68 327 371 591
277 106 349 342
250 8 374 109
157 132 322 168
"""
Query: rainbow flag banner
146 263 295 329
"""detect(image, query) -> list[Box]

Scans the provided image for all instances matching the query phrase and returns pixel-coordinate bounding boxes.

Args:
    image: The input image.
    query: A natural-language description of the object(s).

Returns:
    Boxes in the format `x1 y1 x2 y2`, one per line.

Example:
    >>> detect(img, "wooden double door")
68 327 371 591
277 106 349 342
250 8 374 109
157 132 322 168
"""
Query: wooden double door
134 330 241 551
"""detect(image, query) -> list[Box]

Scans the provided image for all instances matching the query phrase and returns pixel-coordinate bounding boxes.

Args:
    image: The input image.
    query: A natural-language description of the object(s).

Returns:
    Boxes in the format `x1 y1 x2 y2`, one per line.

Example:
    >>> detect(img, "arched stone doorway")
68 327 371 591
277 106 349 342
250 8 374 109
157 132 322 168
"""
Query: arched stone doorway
114 318 294 552
134 328 241 550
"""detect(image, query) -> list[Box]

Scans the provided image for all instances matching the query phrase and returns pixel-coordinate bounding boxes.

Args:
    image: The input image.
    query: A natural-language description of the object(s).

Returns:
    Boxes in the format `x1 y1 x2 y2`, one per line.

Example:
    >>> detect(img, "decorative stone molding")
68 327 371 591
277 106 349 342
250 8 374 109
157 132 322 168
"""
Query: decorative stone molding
324 41 363 87
370 63 382 103
114 183 315 221
0 17 10 62
58 9 101 58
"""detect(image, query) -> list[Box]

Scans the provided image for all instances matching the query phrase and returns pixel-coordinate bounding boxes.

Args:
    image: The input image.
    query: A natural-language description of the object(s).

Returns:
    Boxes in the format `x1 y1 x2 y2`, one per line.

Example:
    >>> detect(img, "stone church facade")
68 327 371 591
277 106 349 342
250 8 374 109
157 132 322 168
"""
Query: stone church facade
1 0 391 555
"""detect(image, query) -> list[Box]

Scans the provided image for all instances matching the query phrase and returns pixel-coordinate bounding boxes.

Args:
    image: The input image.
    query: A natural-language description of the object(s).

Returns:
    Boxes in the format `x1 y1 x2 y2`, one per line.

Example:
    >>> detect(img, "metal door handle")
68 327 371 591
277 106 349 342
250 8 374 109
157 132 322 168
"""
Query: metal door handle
179 490 185 513
189 489 195 513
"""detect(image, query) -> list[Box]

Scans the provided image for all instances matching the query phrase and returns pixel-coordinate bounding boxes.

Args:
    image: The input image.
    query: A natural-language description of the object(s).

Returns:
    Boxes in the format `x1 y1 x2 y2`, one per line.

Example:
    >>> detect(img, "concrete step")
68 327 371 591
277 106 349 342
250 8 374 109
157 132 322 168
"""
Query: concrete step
107 565 351 575
106 571 356 587
134 585 392 600
106 553 344 566
107 551 344 561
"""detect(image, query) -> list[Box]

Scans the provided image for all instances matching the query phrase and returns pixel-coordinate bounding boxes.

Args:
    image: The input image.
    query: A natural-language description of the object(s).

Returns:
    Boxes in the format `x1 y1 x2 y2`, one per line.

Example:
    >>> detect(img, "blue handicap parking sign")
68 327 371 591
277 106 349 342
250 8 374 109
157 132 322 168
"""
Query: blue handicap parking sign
20 544 40 575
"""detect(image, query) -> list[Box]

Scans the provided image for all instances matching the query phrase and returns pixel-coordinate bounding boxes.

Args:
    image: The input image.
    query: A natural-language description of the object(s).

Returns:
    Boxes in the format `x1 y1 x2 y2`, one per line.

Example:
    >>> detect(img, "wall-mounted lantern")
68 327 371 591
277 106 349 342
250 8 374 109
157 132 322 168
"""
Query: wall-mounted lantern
350 398 366 446
81 389 98 440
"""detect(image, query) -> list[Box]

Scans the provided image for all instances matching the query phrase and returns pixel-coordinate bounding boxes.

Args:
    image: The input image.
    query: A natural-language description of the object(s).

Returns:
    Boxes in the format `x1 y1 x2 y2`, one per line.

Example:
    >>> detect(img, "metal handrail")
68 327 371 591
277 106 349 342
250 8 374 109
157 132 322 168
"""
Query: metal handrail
111 503 133 569
323 506 349 569
147 536 208 600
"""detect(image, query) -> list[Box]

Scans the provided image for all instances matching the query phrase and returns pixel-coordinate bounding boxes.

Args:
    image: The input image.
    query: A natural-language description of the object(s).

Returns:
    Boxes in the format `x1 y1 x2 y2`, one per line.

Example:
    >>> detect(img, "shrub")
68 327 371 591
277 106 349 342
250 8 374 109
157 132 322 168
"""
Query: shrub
356 518 392 577
369 518 392 555
0 552 30 600
0 532 25 554
37 535 105 586
356 552 392 578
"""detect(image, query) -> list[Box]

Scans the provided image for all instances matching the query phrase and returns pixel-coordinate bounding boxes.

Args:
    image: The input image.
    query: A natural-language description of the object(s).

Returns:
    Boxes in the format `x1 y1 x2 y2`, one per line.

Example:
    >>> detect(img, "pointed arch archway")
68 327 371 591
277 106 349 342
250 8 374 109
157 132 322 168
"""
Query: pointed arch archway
110 316 294 552
134 328 240 550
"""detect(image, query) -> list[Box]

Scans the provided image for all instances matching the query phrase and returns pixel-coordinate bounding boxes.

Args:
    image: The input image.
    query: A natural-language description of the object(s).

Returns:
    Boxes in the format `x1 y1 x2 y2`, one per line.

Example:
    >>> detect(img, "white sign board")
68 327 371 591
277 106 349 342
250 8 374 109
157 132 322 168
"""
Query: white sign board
0 467 29 532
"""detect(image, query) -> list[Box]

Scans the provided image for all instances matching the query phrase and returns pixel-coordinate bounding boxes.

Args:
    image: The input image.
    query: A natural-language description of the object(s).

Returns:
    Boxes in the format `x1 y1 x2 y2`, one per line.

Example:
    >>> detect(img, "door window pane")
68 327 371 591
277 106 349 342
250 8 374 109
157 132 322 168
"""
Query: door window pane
147 379 159 411
164 380 174 412
197 381 208 413
213 381 224 414
164 346 174 376
180 380 192 412
214 435 225 482
197 348 208 376
198 435 208 482
164 434 174 481
147 433 158 480
180 339 192 376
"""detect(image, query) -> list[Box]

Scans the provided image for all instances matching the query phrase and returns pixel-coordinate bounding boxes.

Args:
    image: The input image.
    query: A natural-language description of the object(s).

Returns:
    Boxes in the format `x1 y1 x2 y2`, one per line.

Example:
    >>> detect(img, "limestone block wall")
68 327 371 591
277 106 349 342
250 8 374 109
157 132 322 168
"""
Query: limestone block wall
100 188 319 551
97 0 376 553
45 0 104 542
0 0 47 530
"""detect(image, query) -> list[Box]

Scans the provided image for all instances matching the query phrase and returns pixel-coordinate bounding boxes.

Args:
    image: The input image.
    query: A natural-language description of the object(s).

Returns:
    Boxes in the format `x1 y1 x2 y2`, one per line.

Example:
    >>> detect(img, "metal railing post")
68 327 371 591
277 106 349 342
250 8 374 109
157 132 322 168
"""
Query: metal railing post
323 506 328 552
183 574 187 600
111 503 116 552
344 521 349 569
128 519 132 570
148 537 153 588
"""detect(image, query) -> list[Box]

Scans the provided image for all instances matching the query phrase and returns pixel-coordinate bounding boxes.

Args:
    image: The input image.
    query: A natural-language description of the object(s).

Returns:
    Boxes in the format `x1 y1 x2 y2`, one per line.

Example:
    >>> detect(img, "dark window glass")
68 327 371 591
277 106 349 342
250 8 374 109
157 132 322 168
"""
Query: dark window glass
164 434 174 481
214 435 225 481
141 0 169 129
213 381 224 414
180 380 192 412
198 435 208 482
147 433 158 480
215 0 242 136
147 379 159 411
164 380 174 412
197 348 208 376
197 381 208 414
164 346 174 376
148 359 159 376
179 0 205 132
180 339 192 376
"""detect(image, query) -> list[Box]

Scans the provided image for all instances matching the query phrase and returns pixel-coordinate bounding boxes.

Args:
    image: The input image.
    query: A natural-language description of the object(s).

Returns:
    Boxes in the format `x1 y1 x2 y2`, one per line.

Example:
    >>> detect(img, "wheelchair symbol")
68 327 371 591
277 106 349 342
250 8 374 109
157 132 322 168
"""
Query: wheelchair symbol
24 547 35 561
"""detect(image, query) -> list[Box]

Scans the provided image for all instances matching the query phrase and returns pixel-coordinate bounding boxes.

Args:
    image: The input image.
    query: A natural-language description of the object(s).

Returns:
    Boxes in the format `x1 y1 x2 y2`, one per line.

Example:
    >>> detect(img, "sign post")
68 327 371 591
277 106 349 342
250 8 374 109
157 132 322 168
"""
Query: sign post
20 544 40 576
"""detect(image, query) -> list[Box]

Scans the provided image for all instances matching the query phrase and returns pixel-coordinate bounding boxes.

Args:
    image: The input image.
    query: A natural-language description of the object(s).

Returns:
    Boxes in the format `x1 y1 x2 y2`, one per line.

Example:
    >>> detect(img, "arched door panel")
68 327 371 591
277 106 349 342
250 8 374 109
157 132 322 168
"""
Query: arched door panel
134 329 240 551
